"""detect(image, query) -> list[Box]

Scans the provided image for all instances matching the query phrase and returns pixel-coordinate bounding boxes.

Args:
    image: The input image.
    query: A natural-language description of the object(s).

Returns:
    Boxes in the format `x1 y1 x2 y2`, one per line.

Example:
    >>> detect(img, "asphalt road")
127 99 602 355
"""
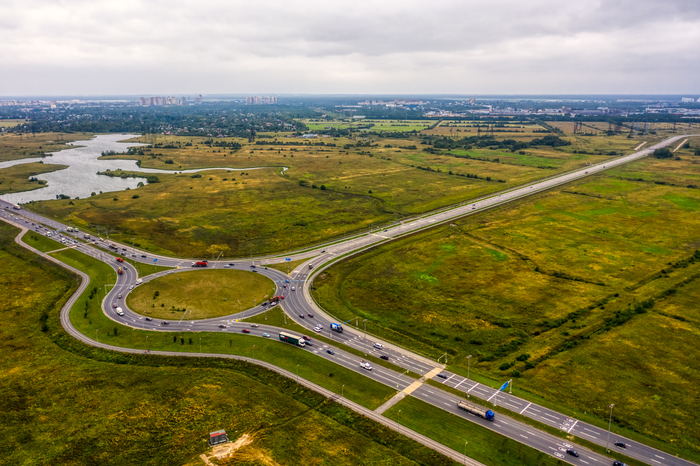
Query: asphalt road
2 133 698 466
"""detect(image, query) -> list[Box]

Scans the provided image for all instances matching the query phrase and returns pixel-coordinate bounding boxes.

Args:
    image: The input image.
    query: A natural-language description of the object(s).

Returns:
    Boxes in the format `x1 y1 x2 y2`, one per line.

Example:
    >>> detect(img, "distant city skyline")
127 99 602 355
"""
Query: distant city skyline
2 0 699 96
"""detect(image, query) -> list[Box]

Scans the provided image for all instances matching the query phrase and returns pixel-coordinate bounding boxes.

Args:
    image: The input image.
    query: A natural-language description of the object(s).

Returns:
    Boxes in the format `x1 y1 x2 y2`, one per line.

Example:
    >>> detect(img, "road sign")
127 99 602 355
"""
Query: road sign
285 258 291 261
153 258 157 262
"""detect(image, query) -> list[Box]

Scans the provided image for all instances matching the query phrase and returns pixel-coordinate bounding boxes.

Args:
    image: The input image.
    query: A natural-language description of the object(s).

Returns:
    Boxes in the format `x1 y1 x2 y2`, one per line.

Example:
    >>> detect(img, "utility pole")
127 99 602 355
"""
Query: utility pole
463 441 468 466
467 355 472 380
606 404 615 452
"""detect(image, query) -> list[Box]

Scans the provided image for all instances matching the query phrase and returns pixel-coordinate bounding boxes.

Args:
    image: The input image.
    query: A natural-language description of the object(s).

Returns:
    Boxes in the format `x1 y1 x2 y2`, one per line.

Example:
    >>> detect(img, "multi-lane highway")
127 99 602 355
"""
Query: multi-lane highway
2 133 697 466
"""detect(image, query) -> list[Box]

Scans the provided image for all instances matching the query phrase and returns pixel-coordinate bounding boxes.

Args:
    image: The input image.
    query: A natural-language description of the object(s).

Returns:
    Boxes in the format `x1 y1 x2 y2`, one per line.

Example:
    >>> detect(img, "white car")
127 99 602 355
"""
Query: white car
360 361 372 371
251 323 259 328
313 326 321 333
291 287 295 291
116 307 124 316
373 343 384 350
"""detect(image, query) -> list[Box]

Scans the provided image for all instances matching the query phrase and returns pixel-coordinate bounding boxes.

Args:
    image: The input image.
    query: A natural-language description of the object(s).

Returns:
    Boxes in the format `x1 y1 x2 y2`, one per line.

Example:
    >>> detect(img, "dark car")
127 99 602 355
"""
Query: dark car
250 265 256 268
161 321 169 325
613 461 627 466
305 341 313 347
261 302 268 306
614 441 626 449
566 449 579 458
145 317 152 321
112 303 118 308
298 314 305 318
241 329 250 333
380 355 389 360
437 373 448 379
228 263 235 266
218 324 227 328
307 313 314 318
326 349 335 355
141 254 147 258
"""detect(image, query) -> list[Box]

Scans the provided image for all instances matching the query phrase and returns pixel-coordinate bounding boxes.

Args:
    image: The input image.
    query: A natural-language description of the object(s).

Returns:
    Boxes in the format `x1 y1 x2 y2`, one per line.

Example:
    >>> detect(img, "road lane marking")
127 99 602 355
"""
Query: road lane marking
567 420 578 433
487 391 498 402
580 460 588 464
579 432 597 439
520 434 528 439
453 378 465 390
520 402 531 414
442 374 455 384
467 383 478 393
583 427 598 435
655 455 665 459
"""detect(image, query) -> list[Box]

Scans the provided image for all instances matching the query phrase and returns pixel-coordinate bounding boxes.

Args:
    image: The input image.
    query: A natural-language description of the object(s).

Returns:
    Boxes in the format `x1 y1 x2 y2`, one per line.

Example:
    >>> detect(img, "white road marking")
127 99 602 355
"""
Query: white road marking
487 391 498 402
567 420 579 433
580 460 588 464
443 374 455 384
583 427 598 434
467 383 478 393
520 434 528 439
520 402 532 414
655 455 665 460
453 378 465 390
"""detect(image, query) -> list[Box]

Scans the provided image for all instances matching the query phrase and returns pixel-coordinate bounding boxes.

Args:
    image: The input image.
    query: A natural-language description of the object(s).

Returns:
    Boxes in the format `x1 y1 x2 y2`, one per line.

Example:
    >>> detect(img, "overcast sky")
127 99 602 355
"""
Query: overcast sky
1 0 699 96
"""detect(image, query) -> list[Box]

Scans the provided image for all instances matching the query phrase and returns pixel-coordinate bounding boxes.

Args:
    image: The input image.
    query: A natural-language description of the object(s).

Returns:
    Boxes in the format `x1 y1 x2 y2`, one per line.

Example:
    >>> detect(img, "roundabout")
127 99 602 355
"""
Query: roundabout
125 268 275 320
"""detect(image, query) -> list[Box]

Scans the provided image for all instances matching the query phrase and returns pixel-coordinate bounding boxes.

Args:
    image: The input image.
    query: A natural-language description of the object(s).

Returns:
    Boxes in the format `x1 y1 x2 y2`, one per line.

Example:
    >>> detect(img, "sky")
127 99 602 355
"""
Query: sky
1 0 699 96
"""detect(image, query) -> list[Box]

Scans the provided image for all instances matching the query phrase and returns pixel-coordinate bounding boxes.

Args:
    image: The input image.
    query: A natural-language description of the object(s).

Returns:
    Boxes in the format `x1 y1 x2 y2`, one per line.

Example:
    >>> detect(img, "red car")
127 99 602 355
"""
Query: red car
302 335 310 341
307 313 314 318
112 303 117 308
241 329 250 333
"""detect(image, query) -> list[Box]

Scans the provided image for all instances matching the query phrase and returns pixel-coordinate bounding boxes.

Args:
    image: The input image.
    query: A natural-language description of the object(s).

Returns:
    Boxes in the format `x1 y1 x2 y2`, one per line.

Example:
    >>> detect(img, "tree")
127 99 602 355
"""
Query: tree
654 147 673 159
320 185 327 190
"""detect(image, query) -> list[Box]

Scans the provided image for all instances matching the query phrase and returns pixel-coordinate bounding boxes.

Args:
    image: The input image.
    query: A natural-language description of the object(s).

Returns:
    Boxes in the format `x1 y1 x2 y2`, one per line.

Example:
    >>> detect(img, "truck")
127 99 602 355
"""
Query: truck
84 233 90 239
115 307 124 316
308 264 313 269
191 261 208 267
116 257 124 263
67 227 74 232
330 323 344 333
457 401 495 421
12 203 20 210
279 332 306 347
109 243 118 250
135 278 142 286
118 267 123 275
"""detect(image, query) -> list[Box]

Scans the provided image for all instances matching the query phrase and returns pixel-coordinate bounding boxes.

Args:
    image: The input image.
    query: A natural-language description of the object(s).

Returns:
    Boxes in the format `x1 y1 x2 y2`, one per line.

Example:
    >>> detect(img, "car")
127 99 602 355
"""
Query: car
305 341 313 347
302 335 311 341
380 355 389 360
360 361 372 370
241 329 250 333
270 302 277 307
112 303 118 308
437 373 448 379
129 285 134 290
141 254 146 258
326 349 335 355
131 254 136 257
283 284 287 288
118 294 122 299
614 441 626 449
261 302 268 306
298 314 304 318
228 263 235 266
585 171 589 173
145 317 152 321
251 323 259 328
218 325 227 328
250 265 256 268
223 264 230 268
307 313 314 318
252 270 257 273
373 343 384 349
313 327 321 332
316 323 323 329
613 461 627 466
566 449 579 458
262 333 270 338
291 287 295 291
161 321 169 325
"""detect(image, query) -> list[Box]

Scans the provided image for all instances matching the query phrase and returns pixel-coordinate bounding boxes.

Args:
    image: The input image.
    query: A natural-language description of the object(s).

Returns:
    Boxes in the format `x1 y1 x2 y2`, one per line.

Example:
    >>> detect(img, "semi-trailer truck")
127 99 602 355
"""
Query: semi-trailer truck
279 332 306 347
191 261 208 267
330 323 344 333
458 401 495 421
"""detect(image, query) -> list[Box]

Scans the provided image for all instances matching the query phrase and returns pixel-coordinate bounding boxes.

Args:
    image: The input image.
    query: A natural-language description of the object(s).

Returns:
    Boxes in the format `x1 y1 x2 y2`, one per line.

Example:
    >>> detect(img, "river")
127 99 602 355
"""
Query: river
0 134 271 204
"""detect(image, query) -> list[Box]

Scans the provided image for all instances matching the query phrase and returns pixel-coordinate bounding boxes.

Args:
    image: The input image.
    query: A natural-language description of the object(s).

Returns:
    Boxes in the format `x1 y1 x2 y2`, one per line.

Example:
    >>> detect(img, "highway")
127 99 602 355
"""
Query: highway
2 133 697 466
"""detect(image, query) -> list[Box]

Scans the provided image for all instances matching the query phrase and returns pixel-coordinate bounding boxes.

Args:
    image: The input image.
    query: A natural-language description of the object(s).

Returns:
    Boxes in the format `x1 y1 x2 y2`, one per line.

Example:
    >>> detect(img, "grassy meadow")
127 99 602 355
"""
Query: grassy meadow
313 147 700 456
0 131 91 162
0 222 458 466
127 269 275 319
30 129 650 258
0 162 68 194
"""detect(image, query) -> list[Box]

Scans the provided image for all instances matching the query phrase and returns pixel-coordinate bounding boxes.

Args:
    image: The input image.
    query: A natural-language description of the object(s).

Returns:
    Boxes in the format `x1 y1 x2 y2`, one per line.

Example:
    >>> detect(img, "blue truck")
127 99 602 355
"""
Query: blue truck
330 323 344 333
458 400 495 421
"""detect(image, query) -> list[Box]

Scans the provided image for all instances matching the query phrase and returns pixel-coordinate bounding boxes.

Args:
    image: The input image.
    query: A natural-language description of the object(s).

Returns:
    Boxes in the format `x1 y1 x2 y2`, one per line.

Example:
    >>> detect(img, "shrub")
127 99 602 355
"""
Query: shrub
132 195 139 199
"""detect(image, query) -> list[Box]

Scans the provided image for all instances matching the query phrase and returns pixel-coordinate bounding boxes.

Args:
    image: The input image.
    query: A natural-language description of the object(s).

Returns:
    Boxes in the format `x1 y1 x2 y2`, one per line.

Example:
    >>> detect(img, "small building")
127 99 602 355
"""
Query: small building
208 429 229 446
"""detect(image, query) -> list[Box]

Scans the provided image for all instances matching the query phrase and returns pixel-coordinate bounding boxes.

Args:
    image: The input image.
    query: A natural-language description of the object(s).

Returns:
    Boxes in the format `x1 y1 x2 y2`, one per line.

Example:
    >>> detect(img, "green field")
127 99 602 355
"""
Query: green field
0 162 68 194
0 222 458 466
0 131 91 162
127 269 275 319
21 230 66 253
29 131 639 258
0 118 26 128
313 149 700 457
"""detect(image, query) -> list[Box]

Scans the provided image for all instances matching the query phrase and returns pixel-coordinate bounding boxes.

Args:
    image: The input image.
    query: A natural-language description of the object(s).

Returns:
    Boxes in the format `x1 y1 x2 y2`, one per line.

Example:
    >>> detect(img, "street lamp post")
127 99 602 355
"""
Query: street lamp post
397 409 401 432
606 403 615 452
341 384 345 402
467 355 472 380
95 329 98 342
463 441 468 466
252 344 256 360
146 335 149 352
363 319 368 355
199 337 202 353
296 364 299 384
